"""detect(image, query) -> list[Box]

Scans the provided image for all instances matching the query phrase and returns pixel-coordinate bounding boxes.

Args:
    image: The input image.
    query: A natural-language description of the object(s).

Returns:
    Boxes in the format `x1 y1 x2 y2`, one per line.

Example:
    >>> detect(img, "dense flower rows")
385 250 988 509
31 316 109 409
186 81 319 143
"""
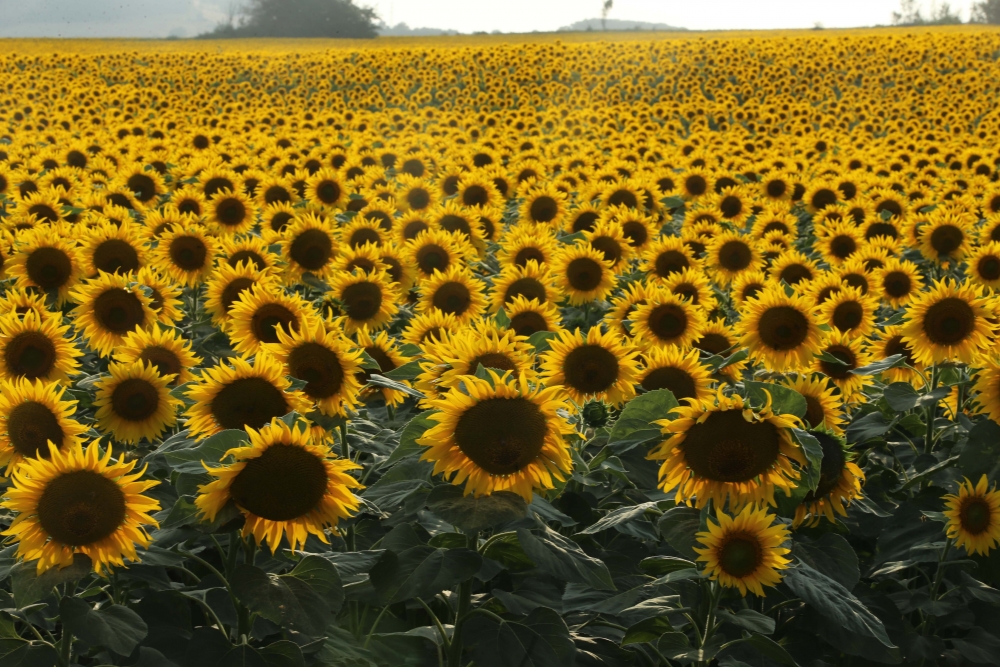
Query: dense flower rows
1 28 1000 666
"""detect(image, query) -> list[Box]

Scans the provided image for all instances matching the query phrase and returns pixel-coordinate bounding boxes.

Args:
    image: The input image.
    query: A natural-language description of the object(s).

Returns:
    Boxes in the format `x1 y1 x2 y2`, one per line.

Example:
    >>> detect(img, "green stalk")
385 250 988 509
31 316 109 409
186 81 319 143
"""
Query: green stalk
923 364 939 454
447 531 479 667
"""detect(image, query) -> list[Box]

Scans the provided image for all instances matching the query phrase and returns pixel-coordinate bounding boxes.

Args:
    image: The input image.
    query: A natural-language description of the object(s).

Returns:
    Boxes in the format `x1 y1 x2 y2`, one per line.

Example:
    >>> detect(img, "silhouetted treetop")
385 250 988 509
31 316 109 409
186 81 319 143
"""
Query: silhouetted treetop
204 0 379 39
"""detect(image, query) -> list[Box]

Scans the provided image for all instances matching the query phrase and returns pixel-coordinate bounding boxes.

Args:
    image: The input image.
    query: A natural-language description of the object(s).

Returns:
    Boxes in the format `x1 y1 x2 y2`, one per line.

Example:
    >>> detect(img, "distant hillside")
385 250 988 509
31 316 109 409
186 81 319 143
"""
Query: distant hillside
378 23 461 37
559 18 686 32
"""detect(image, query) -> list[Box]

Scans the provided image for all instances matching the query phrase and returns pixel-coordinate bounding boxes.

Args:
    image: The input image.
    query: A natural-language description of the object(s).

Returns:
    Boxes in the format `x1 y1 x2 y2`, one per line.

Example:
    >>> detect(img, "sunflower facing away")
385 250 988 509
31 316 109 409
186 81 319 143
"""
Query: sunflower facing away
694 504 791 597
648 388 805 509
943 476 1000 556
92 360 180 445
2 441 160 573
418 370 573 501
0 377 87 471
792 430 864 528
196 418 362 552
540 326 641 407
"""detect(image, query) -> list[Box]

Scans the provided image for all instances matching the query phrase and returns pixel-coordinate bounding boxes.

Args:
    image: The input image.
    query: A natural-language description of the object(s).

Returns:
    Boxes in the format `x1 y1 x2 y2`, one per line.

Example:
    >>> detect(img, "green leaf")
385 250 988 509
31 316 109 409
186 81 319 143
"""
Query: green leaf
579 501 661 535
383 360 424 381
359 350 382 371
816 350 850 367
744 382 806 419
782 561 896 648
316 626 378 667
883 382 920 411
791 429 823 491
717 608 775 635
792 533 859 591
231 564 333 637
367 374 425 399
11 554 92 607
0 640 60 667
845 411 893 445
516 525 615 591
660 196 685 210
60 598 148 656
638 556 697 576
527 330 557 353
621 616 674 646
285 555 344 614
850 354 905 376
722 634 797 666
369 546 482 604
425 485 527 532
163 429 248 471
606 389 678 452
960 419 1000 482
494 309 511 328
463 606 576 667
656 506 702 559
386 411 436 466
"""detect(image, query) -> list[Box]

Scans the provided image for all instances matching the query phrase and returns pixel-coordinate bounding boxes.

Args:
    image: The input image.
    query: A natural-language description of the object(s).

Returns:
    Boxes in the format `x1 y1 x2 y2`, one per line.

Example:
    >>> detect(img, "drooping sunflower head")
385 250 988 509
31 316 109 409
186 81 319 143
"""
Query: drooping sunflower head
648 388 806 510
540 326 641 407
553 243 618 306
944 476 1000 556
901 279 994 366
184 354 312 440
2 440 160 574
226 282 320 356
93 360 180 445
417 264 487 326
418 370 574 501
69 272 156 358
0 377 87 471
196 418 362 553
792 430 864 528
694 504 791 597
637 346 713 404
738 287 822 372
630 290 707 350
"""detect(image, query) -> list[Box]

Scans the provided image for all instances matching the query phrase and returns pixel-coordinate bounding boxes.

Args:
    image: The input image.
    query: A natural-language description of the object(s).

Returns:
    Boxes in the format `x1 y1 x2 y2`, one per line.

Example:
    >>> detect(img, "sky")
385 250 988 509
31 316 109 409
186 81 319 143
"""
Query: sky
0 0 973 38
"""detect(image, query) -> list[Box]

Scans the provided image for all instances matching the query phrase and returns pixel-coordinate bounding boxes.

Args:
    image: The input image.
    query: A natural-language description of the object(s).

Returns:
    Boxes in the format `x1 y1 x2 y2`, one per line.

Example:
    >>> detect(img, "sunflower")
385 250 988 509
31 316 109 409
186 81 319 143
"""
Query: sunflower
781 375 845 435
711 185 753 226
457 175 502 209
663 266 717 311
792 431 864 528
438 323 537 391
207 189 256 236
0 377 87 472
68 272 156 358
120 166 166 206
281 212 338 283
396 210 432 244
171 186 207 219
918 212 972 263
707 231 762 286
520 183 568 227
693 319 740 359
814 220 862 266
304 167 346 209
268 321 364 417
339 214 387 250
870 257 923 309
260 201 298 243
802 181 840 213
604 281 662 339
113 325 202 387
334 242 385 278
751 208 798 240
768 249 817 288
642 236 700 281
738 287 823 371
503 295 563 337
184 354 312 440
353 327 413 407
968 242 1000 290
731 269 768 305
0 287 52 322
648 388 805 509
92 360 180 445
2 440 159 574
0 311 81 383
418 370 573 501
758 171 794 204
402 310 462 346
433 200 486 252
552 243 617 306
630 290 706 350
943 476 1000 556
817 284 878 340
680 168 712 200
131 266 182 326
227 283 320 356
417 265 487 326
15 189 66 224
255 175 298 207
153 224 217 287
694 505 791 597
901 279 994 366
204 260 278 327
871 325 925 386
489 260 559 313
496 225 559 268
565 205 601 234
540 327 641 407
978 213 1000 246
5 226 84 305
812 331 871 401
637 346 713 403
80 220 146 277
584 217 633 270
396 174 437 213
406 227 475 278
196 418 362 552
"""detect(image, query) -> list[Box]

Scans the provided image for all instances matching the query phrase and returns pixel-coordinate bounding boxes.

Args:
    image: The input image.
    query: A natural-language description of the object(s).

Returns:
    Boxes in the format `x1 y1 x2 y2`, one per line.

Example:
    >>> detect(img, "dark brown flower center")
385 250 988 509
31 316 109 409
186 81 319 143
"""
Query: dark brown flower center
169 236 208 271
342 281 383 321
757 306 809 351
719 533 763 578
416 244 449 274
111 378 160 422
3 331 57 379
641 366 696 400
930 225 964 255
94 289 147 335
288 342 345 400
211 377 289 431
222 278 256 312
7 400 63 458
680 409 780 483
883 271 912 298
832 301 863 333
529 196 558 223
563 344 619 394
230 443 328 521
978 256 1000 282
250 303 297 344
432 282 472 316
922 297 975 346
779 264 812 285
139 346 182 383
37 470 126 546
510 311 549 337
648 304 688 342
93 239 139 275
26 247 73 290
819 345 857 379
503 278 547 305
960 497 993 535
654 250 689 278
566 257 602 292
291 229 333 271
453 397 547 475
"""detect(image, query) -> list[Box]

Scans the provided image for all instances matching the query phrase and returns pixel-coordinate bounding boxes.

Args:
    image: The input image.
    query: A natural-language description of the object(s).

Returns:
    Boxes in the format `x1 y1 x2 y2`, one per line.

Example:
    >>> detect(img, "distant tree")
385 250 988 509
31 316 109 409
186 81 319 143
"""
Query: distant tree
201 0 378 39
892 0 963 25
971 0 1000 23
601 0 613 31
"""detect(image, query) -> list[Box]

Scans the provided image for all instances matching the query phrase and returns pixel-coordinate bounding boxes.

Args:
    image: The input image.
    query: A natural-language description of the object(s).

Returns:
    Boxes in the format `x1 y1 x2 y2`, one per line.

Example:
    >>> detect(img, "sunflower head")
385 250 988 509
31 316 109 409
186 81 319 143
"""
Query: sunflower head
694 505 791 597
738 287 822 372
0 377 87 471
553 243 618 306
69 272 157 358
540 326 640 407
944 476 1000 556
792 430 864 528
901 279 994 366
0 310 81 383
226 282 320 356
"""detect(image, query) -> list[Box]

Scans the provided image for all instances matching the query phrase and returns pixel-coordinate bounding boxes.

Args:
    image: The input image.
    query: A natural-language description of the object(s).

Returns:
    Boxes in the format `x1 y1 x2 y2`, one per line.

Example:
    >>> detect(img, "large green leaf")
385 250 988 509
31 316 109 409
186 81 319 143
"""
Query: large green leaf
791 533 859 591
369 546 482 604
285 555 344 614
960 419 1000 482
462 606 576 667
517 525 615 591
11 554 92 607
60 597 148 656
606 389 678 453
231 563 334 637
656 506 702 560
0 640 60 667
425 484 527 532
782 562 895 648
163 429 248 472
745 381 806 419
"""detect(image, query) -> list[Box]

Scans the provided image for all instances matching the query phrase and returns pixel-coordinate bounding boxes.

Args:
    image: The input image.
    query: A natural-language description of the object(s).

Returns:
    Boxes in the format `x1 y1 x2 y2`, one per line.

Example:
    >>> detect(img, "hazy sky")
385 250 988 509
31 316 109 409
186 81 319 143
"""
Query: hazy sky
0 0 973 38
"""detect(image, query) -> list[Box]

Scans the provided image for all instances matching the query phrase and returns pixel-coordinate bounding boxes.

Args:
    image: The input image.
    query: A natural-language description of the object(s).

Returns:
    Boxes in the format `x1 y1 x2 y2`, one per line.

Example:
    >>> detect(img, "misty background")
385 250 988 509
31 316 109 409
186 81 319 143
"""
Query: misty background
0 0 987 38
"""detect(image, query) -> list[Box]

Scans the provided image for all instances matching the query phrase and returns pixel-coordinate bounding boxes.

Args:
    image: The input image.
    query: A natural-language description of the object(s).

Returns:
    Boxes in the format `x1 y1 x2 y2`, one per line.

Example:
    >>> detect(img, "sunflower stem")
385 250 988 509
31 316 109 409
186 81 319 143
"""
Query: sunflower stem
447 532 478 667
339 422 351 461
923 365 939 455
923 538 953 638
363 605 392 648
58 631 72 667
417 598 452 649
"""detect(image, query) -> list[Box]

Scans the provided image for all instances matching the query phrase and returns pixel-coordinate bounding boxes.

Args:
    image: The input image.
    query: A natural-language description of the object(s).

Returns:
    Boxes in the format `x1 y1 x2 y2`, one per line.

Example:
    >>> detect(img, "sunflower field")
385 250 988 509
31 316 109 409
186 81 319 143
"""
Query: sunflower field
2 25 1000 667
